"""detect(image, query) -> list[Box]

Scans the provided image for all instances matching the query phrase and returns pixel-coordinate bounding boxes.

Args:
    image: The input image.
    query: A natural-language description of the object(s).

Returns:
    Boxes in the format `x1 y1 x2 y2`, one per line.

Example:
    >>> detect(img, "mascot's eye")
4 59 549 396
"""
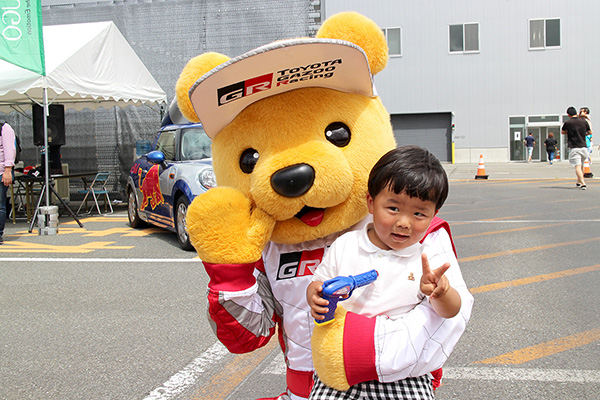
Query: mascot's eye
325 122 351 147
240 148 260 174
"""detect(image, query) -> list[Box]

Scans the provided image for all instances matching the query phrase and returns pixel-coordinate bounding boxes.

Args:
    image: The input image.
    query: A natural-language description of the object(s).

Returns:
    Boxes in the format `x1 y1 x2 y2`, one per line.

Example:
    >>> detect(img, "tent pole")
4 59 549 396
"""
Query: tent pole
43 84 50 209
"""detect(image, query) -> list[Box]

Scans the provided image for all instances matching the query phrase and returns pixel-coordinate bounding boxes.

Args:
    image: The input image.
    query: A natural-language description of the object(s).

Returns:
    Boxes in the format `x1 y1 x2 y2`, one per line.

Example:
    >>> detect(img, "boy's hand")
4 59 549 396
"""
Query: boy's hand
420 253 451 299
420 253 462 318
307 281 330 321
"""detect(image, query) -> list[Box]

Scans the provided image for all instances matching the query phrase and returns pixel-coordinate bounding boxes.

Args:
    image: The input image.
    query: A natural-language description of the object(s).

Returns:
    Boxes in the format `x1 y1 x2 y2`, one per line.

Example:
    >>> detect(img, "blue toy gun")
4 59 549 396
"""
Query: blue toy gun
315 269 378 326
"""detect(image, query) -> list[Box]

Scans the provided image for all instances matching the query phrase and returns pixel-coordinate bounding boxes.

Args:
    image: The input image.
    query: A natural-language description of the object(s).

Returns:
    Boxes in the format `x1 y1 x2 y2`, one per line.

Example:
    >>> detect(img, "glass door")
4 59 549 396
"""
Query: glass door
526 128 541 161
538 127 549 162
510 127 525 161
544 126 560 162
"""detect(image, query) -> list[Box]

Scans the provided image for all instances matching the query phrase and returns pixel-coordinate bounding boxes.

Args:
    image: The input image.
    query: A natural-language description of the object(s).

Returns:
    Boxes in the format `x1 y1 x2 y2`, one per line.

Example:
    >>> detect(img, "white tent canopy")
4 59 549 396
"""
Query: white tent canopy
0 21 167 113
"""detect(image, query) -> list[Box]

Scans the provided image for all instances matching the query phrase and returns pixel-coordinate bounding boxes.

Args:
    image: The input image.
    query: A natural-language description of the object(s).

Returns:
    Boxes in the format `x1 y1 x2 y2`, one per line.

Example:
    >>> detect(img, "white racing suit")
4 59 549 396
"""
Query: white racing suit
202 216 474 400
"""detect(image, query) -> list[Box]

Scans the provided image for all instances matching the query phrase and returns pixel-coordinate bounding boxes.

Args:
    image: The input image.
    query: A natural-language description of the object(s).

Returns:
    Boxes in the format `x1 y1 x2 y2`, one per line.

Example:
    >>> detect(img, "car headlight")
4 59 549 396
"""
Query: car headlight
197 168 217 190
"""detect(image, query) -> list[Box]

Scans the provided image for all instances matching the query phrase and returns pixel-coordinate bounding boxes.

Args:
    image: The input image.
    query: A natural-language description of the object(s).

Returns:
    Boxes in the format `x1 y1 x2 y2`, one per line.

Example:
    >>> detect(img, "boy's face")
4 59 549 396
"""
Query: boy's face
366 186 438 251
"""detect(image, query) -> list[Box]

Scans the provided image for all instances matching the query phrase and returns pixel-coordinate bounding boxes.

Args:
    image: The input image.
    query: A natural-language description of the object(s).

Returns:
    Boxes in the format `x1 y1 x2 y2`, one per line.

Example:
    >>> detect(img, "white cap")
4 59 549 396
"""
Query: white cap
188 38 375 139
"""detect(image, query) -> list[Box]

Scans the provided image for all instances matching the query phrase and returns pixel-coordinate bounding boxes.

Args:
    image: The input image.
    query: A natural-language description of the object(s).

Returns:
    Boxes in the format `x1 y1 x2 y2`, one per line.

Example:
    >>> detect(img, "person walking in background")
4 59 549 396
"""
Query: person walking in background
0 121 16 244
544 132 557 165
579 107 593 164
524 132 536 162
562 106 591 190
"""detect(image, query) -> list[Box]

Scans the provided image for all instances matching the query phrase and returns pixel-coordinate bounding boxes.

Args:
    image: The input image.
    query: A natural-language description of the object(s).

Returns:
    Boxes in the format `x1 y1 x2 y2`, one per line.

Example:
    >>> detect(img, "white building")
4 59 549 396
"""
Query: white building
325 0 599 163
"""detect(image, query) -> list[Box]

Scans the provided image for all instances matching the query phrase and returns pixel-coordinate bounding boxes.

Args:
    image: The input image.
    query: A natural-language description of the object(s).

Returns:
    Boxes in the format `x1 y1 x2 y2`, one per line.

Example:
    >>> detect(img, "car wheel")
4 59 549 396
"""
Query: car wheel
127 188 145 228
175 196 194 251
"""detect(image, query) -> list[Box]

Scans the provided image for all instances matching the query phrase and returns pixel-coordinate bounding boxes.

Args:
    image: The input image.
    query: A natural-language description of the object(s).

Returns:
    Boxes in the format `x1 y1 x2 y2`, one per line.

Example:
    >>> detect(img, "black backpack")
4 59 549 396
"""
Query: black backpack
0 122 22 164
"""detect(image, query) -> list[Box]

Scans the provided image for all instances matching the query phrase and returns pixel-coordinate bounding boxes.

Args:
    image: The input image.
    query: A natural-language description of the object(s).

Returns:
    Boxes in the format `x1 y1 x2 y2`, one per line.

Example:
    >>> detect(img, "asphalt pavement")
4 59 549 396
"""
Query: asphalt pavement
1 159 599 400
444 159 579 181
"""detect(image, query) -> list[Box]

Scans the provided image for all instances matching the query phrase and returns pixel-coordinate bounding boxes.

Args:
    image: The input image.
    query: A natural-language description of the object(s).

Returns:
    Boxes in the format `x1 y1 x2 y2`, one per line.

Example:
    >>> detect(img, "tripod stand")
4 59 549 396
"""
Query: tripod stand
28 176 83 233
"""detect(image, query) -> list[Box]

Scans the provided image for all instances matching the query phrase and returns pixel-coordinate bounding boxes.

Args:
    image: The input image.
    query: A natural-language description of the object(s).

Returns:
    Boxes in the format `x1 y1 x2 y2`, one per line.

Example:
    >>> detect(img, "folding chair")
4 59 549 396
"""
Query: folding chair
76 172 113 215
9 179 27 223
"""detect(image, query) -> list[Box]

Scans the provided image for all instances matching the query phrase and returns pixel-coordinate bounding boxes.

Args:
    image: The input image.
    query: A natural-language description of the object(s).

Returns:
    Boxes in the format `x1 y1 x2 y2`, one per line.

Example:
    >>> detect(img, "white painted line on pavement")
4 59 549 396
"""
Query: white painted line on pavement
0 257 200 263
262 354 600 383
143 341 230 400
443 367 600 383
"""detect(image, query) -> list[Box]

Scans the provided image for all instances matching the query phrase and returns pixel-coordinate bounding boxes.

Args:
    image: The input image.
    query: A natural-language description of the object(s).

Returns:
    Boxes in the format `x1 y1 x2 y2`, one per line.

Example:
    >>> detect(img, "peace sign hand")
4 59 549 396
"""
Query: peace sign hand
420 253 462 318
420 253 451 299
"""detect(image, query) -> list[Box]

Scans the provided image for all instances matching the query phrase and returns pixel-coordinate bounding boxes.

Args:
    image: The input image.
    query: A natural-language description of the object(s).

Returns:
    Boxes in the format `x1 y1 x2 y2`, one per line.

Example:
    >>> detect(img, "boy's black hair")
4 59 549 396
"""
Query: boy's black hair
368 145 449 210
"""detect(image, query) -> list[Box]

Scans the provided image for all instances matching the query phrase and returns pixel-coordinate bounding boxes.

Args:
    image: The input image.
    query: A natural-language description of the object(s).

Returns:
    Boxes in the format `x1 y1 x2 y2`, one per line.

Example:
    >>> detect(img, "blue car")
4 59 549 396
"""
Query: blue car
127 122 215 250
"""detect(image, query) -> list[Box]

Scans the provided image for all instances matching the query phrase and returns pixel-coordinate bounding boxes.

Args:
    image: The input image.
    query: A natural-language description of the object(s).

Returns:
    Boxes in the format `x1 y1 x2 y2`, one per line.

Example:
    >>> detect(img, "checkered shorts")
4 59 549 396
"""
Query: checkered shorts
309 374 434 400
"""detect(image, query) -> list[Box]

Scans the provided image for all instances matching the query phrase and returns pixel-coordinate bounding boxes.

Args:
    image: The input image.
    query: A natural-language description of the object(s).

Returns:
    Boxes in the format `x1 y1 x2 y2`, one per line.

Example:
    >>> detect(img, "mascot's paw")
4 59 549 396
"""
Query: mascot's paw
186 187 276 264
311 307 350 391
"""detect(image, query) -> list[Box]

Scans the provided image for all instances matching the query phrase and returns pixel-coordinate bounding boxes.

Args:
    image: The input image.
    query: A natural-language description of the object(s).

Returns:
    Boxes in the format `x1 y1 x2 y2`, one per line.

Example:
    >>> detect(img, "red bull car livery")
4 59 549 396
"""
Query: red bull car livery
127 123 215 250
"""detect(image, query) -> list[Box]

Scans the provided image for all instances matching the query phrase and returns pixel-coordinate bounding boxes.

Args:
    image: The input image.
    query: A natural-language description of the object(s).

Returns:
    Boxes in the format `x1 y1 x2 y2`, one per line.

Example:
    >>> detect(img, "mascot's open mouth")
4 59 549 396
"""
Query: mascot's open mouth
295 206 325 227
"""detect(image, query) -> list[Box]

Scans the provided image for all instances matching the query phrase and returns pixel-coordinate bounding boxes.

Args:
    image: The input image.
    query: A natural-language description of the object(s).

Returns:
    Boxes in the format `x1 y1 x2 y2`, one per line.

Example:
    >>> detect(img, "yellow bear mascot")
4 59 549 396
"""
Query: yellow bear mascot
176 11 470 400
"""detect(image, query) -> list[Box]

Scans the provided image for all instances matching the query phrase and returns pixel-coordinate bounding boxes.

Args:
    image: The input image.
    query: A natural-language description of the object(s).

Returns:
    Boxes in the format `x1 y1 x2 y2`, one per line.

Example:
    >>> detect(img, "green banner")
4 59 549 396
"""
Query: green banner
0 0 45 76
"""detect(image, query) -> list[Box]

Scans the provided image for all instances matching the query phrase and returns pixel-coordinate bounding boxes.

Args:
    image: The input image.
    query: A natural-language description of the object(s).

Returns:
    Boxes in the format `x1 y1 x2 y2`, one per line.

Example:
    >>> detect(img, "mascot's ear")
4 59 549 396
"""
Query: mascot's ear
316 11 388 75
176 52 231 122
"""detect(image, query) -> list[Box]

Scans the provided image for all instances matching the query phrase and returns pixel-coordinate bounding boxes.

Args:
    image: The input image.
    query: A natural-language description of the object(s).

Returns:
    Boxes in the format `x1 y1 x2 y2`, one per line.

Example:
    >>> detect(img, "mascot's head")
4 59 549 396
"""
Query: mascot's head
176 11 396 244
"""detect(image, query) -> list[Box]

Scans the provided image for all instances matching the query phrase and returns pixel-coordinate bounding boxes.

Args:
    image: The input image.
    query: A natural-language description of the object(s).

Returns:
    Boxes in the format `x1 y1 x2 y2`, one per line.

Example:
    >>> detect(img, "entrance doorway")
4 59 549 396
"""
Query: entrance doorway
528 126 561 162
509 115 564 162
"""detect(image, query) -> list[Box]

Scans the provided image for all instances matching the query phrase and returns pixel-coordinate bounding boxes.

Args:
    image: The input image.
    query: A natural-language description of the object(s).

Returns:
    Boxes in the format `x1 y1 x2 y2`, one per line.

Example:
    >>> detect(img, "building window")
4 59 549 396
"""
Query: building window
528 115 560 123
449 23 479 53
529 18 561 49
384 27 402 56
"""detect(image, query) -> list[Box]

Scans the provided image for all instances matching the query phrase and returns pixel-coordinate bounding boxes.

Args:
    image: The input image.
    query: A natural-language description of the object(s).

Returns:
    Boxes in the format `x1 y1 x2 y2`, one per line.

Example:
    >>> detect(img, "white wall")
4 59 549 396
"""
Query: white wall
325 0 600 162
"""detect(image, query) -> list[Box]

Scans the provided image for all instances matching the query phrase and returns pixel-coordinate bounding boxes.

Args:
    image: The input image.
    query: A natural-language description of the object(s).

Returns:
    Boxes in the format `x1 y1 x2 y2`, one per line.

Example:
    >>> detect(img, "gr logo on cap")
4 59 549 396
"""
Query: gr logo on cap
187 38 375 140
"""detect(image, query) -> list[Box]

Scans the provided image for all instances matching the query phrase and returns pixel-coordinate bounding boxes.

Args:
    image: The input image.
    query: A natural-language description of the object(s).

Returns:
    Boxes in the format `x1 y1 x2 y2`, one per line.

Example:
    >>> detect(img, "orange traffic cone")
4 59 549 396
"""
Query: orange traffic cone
583 158 593 178
474 154 489 179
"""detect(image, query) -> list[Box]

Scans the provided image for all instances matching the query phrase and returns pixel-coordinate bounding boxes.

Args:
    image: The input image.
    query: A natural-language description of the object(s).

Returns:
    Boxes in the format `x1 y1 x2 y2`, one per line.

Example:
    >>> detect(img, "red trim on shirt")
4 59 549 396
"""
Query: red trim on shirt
286 367 314 398
421 216 456 256
343 312 378 386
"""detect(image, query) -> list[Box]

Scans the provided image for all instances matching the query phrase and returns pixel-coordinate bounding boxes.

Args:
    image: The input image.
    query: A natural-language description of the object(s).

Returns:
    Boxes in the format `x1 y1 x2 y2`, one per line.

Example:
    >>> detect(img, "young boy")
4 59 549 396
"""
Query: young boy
307 145 469 399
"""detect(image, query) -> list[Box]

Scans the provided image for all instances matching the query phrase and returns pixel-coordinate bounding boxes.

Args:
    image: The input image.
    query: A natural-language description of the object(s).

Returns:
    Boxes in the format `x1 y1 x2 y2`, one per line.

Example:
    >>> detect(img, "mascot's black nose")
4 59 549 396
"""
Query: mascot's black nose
271 163 315 198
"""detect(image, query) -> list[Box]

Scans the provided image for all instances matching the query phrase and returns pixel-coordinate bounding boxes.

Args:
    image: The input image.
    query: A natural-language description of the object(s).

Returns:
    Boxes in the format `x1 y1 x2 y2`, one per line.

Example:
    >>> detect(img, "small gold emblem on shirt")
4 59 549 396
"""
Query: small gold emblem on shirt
408 273 415 281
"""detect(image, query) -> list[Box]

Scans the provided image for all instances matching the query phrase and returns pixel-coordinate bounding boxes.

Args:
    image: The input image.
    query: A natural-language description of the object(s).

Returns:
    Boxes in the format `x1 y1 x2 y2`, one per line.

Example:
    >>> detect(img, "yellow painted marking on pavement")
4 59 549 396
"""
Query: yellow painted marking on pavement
495 179 573 186
451 178 572 185
189 339 279 400
459 237 600 262
82 227 137 237
0 241 133 253
443 195 538 207
10 227 166 238
474 328 600 365
63 217 129 225
440 206 506 215
479 214 528 221
454 222 574 239
470 264 600 294
572 205 600 212
121 227 169 236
